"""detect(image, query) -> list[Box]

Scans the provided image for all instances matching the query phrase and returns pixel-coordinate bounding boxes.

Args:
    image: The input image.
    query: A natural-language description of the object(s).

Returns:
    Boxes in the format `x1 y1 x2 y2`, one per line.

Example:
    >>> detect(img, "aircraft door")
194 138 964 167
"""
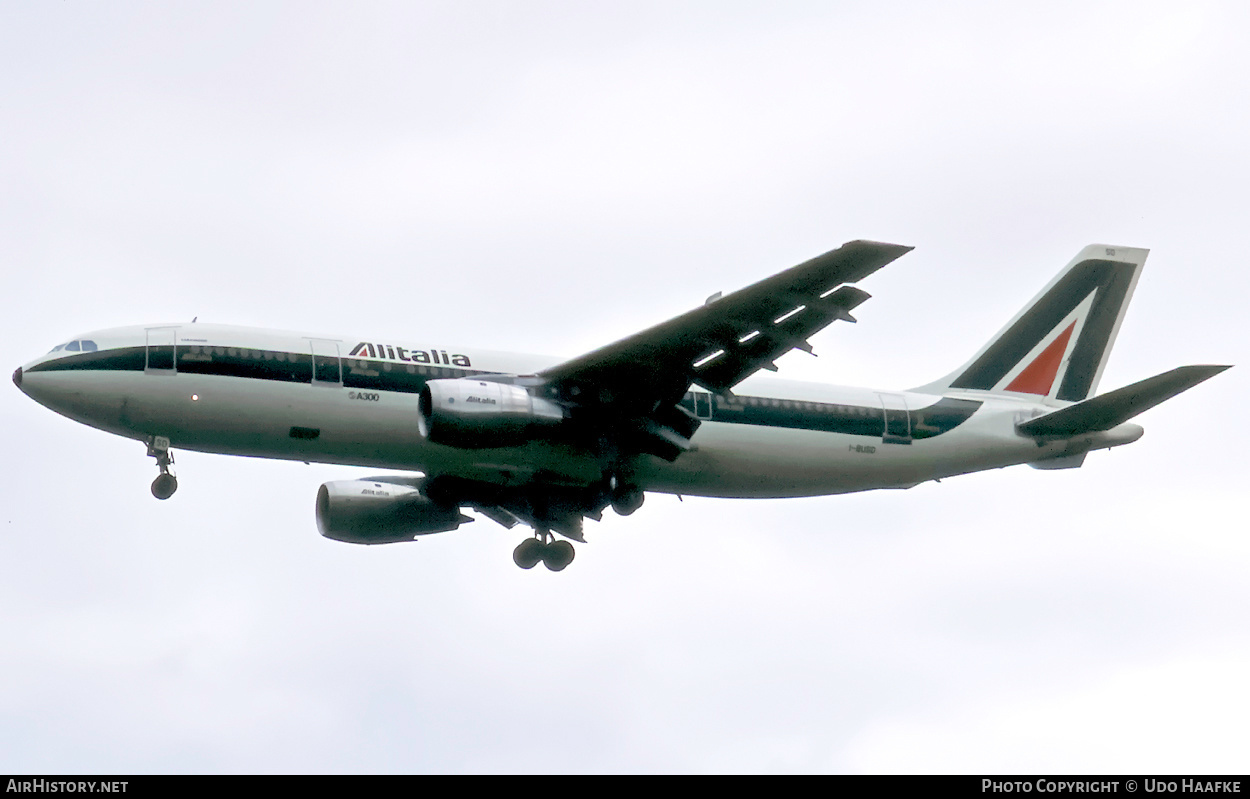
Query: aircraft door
145 327 178 373
309 339 342 386
878 392 911 445
693 390 713 420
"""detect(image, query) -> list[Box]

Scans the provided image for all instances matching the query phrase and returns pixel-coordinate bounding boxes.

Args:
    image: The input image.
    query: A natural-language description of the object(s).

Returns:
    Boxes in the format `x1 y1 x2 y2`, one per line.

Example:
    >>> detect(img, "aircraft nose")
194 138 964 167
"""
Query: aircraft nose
12 366 21 389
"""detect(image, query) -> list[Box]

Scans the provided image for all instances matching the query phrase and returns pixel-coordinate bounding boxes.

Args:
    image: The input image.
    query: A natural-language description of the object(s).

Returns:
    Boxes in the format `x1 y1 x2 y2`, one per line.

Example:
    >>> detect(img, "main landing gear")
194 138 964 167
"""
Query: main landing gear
147 436 178 500
504 479 645 571
512 532 575 572
428 473 645 572
610 484 644 516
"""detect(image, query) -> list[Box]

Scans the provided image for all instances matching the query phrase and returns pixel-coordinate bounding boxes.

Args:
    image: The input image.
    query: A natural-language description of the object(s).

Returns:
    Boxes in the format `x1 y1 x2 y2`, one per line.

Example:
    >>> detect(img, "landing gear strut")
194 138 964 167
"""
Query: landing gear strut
512 531 575 571
147 436 178 500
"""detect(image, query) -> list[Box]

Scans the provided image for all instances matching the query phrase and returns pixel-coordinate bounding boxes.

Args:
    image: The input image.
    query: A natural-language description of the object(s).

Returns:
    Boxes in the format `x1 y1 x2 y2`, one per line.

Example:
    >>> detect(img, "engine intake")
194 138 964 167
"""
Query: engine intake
316 480 470 544
417 378 565 448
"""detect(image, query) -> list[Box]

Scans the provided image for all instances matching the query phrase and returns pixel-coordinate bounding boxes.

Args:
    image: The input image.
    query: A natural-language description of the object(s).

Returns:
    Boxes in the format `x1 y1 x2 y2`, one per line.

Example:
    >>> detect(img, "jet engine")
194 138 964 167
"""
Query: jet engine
417 378 565 448
316 480 471 544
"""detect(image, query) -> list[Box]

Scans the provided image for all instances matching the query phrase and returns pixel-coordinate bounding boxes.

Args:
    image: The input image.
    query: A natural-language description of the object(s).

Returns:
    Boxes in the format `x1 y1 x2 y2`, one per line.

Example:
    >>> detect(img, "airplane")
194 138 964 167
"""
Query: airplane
12 241 1229 572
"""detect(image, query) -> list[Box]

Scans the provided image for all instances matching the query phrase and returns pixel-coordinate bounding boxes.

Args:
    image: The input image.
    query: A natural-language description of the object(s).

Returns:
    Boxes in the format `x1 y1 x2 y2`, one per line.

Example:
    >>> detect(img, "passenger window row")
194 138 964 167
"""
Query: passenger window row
684 391 880 417
174 345 482 389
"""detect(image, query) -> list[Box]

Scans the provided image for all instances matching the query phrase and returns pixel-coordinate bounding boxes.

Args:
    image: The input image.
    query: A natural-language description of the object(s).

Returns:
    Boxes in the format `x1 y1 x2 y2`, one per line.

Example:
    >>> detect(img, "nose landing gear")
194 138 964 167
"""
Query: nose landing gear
512 532 576 571
146 436 178 500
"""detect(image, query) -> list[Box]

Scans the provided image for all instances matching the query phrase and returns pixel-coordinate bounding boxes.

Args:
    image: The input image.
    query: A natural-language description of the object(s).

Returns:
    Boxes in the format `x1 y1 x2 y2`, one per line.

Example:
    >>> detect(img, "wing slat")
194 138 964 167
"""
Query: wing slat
693 284 872 390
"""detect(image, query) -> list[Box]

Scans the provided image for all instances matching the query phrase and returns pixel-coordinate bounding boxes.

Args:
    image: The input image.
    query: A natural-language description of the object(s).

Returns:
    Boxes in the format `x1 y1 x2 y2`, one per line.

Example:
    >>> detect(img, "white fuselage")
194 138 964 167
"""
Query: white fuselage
16 323 1143 499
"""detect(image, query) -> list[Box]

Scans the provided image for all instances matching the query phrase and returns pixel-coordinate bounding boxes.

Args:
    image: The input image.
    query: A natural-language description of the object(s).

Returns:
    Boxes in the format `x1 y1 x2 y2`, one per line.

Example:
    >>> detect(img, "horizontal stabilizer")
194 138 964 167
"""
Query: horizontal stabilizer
1017 365 1230 438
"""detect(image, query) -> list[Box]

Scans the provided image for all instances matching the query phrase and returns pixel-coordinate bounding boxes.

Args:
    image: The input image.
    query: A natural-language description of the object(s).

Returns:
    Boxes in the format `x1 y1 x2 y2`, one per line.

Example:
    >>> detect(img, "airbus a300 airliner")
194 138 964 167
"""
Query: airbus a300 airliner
13 242 1228 571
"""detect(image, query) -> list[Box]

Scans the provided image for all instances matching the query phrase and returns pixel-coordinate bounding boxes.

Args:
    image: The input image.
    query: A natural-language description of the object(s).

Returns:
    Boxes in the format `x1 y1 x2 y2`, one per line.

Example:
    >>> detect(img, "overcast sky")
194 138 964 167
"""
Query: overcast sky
2 0 1247 774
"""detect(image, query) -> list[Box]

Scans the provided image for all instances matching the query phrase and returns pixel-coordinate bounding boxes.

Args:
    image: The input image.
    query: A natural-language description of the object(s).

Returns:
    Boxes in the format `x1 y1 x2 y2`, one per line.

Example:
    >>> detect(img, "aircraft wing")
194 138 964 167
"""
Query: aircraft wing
534 240 912 460
539 240 912 406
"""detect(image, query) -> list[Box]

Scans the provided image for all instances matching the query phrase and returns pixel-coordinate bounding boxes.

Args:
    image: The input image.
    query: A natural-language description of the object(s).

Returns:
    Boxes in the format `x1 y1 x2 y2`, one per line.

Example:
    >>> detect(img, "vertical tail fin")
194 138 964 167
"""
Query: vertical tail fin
913 245 1147 401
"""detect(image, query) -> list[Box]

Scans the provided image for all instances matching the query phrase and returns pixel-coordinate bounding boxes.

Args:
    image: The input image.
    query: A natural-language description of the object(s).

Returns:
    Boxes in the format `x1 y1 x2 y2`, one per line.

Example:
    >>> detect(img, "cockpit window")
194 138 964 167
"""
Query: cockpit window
46 340 99 355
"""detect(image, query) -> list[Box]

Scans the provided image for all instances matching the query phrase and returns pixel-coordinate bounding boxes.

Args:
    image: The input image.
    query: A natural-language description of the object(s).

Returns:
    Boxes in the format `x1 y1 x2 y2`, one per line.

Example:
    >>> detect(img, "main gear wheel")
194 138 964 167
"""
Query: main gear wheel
512 534 576 571
513 537 543 569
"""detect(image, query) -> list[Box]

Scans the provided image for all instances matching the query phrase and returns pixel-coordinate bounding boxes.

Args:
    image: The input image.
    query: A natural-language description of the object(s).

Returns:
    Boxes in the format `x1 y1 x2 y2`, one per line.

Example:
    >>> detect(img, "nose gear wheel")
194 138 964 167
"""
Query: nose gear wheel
151 473 178 500
146 436 178 500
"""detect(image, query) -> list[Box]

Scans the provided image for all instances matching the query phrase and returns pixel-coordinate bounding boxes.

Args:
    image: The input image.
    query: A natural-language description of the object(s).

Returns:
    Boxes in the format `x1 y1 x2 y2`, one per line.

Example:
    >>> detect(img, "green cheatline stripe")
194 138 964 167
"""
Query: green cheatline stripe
29 346 981 439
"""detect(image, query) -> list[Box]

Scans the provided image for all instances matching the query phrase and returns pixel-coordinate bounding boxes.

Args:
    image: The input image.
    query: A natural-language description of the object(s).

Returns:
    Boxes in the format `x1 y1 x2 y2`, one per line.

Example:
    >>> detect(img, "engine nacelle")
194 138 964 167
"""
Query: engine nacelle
417 378 565 448
316 480 470 544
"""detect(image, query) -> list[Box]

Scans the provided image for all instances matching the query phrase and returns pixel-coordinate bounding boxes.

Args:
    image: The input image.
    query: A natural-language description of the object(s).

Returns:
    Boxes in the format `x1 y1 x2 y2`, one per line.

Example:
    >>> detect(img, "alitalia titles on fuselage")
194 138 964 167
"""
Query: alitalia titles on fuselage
347 342 472 367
